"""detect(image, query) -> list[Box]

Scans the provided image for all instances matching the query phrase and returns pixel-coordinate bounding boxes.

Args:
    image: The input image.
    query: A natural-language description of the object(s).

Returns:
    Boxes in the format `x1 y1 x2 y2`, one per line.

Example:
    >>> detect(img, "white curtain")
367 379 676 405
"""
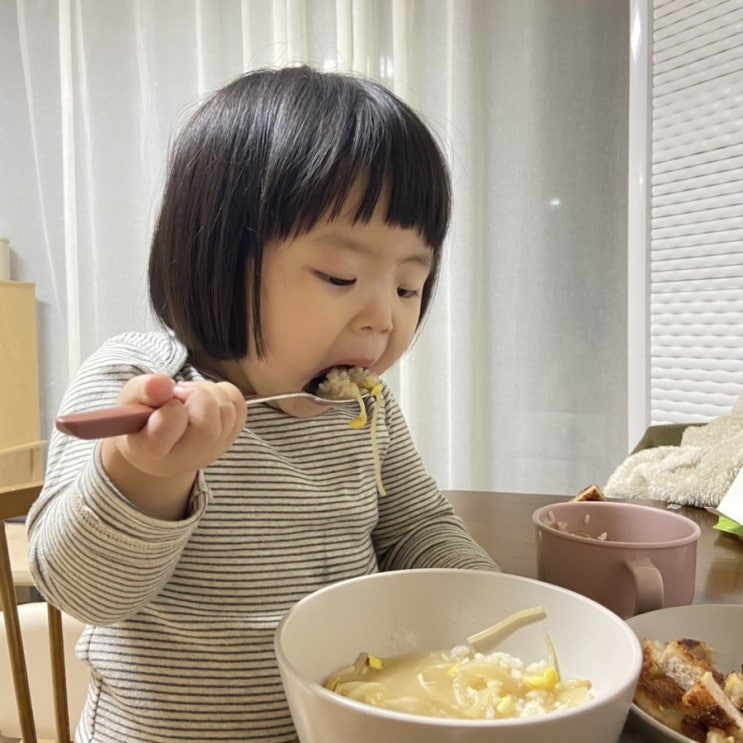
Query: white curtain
0 0 630 495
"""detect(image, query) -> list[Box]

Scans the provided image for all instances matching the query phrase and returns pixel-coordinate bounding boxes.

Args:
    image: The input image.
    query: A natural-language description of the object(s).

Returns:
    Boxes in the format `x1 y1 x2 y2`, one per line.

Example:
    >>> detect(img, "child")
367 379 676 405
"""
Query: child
28 65 498 743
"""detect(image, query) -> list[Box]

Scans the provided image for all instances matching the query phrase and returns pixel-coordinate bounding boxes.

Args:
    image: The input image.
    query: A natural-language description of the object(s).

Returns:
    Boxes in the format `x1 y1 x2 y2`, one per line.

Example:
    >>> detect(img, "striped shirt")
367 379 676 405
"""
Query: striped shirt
27 331 498 742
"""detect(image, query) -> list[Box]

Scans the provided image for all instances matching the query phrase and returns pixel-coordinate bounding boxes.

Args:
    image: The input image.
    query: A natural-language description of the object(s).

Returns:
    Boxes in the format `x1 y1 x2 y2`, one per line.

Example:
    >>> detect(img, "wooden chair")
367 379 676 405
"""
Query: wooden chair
0 480 83 743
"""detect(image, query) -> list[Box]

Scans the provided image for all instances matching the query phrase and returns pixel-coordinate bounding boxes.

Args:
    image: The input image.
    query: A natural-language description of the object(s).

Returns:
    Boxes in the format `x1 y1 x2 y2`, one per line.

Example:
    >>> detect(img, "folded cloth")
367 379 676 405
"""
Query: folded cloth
604 393 743 507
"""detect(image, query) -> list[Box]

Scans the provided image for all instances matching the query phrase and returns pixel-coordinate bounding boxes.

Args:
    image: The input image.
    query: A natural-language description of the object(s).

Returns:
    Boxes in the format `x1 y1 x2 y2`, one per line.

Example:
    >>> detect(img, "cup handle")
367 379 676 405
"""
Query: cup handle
624 557 664 615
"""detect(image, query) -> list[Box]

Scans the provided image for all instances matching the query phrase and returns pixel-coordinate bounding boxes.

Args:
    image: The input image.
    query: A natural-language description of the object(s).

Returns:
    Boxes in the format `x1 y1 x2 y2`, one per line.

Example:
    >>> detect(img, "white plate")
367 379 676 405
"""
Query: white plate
625 604 743 742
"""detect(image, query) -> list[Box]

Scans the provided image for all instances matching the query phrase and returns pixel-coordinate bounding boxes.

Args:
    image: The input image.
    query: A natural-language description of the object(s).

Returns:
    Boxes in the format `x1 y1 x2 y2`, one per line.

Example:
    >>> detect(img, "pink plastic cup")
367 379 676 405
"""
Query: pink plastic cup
532 501 701 619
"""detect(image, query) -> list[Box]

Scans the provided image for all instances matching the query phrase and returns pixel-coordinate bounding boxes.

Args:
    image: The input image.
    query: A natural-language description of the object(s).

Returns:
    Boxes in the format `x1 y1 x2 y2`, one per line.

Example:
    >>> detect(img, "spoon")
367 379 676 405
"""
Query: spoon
55 392 362 440
352 606 548 677
466 606 546 654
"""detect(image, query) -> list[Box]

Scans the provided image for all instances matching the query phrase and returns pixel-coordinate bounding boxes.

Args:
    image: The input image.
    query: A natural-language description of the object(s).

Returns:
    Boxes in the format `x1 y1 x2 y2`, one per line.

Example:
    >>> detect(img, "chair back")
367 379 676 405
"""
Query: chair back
0 480 86 742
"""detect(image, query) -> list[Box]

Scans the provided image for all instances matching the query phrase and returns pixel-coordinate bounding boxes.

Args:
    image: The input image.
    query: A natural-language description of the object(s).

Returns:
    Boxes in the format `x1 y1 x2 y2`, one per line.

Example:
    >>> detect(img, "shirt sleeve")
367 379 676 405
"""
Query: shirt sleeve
27 334 208 625
371 386 500 572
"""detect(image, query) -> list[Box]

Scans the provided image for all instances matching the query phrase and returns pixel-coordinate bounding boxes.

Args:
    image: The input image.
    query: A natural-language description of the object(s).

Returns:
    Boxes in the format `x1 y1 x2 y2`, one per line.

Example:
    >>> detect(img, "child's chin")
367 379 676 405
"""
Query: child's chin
276 398 329 419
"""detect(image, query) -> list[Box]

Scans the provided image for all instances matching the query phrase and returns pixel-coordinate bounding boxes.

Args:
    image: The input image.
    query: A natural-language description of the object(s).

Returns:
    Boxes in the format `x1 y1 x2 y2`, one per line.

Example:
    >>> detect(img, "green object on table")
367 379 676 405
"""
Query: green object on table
713 514 743 536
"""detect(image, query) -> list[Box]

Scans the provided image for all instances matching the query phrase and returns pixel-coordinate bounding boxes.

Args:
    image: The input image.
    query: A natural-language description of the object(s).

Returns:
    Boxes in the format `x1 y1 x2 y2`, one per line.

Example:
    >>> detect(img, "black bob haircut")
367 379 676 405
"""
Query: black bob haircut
148 65 452 361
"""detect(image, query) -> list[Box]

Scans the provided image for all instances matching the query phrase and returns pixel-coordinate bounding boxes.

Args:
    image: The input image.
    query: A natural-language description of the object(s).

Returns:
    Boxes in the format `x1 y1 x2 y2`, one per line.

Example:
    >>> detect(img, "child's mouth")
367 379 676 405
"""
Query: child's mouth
305 375 326 395
305 365 354 394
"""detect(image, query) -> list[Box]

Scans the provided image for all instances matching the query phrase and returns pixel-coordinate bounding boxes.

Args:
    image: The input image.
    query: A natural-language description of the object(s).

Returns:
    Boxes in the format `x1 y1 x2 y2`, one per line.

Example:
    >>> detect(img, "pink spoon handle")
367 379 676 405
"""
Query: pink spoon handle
55 404 154 440
55 391 338 440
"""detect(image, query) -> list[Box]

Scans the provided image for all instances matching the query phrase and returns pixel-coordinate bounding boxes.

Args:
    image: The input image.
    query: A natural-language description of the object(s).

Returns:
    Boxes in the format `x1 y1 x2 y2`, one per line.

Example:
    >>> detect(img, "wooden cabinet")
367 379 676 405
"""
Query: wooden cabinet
0 281 45 486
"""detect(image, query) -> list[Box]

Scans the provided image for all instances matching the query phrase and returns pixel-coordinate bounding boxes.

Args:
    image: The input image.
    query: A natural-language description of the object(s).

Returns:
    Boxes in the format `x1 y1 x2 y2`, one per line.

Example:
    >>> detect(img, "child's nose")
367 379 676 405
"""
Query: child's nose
354 293 394 333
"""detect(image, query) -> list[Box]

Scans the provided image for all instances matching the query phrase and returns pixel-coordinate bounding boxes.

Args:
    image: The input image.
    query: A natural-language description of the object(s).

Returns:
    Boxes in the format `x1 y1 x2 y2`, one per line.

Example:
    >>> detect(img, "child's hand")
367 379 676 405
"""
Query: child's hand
100 374 247 519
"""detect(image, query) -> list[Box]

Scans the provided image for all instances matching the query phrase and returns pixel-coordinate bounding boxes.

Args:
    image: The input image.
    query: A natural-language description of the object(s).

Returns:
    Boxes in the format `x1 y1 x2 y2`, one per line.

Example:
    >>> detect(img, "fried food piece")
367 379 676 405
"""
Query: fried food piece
659 639 720 692
640 638 668 680
724 673 743 709
634 638 743 743
571 484 607 501
705 729 735 743
682 672 743 741
635 676 702 738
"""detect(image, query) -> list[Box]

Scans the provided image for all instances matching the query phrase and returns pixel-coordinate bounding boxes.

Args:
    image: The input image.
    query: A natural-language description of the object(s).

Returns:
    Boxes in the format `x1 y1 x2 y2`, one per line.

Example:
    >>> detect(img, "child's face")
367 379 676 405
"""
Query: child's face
223 192 433 418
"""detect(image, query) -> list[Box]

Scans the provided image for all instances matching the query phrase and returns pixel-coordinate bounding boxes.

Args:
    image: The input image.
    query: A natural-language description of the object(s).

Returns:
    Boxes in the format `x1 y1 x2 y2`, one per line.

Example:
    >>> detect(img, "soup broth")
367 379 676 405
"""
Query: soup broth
324 644 592 721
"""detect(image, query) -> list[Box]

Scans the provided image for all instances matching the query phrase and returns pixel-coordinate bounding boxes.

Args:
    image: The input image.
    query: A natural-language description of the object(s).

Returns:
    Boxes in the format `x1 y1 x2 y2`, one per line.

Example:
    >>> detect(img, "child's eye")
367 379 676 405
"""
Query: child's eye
398 287 421 299
317 272 355 287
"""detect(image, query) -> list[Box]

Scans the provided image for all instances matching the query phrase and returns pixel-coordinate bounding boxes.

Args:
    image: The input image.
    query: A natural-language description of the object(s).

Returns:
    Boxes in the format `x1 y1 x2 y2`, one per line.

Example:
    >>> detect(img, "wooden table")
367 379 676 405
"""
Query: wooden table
8 491 743 742
10 492 743 602
13 491 741 599
445 490 743 605
444 490 743 743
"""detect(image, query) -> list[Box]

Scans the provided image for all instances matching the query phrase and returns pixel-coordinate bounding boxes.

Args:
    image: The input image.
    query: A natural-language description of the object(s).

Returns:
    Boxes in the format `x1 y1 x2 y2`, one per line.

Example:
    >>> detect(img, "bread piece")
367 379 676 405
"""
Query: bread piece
635 641 709 741
723 672 743 709
683 672 743 741
635 676 700 736
640 638 669 681
635 638 742 742
572 484 607 501
706 729 735 743
659 639 719 692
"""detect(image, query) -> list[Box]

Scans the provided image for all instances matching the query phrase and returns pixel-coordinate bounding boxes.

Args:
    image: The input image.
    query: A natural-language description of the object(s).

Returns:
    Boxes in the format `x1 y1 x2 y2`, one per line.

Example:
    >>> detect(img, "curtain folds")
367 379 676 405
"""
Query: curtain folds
0 0 629 495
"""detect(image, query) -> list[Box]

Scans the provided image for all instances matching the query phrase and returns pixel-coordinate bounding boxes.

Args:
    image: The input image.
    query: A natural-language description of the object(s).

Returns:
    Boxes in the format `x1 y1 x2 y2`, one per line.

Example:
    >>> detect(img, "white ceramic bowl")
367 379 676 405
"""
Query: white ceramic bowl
274 569 642 743
626 604 743 742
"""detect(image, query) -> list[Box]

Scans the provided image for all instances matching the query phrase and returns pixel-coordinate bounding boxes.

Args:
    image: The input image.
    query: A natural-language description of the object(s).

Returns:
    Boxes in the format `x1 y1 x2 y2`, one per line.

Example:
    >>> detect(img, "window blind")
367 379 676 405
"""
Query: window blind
650 0 743 422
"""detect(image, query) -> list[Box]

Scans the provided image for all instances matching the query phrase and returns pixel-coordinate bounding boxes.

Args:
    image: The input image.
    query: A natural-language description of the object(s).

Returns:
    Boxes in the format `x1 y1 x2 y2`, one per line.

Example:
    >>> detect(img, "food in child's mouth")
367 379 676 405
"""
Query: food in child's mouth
316 367 386 496
316 367 382 427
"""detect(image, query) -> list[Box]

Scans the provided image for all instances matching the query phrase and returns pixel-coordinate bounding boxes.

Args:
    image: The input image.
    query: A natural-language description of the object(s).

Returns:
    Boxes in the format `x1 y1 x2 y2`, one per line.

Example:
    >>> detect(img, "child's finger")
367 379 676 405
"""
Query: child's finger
118 373 177 408
215 381 248 440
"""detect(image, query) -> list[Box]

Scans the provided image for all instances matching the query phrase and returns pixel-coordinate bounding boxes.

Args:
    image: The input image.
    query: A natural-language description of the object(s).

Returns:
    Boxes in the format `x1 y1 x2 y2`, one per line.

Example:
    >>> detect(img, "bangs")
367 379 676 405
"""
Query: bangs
251 71 451 249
